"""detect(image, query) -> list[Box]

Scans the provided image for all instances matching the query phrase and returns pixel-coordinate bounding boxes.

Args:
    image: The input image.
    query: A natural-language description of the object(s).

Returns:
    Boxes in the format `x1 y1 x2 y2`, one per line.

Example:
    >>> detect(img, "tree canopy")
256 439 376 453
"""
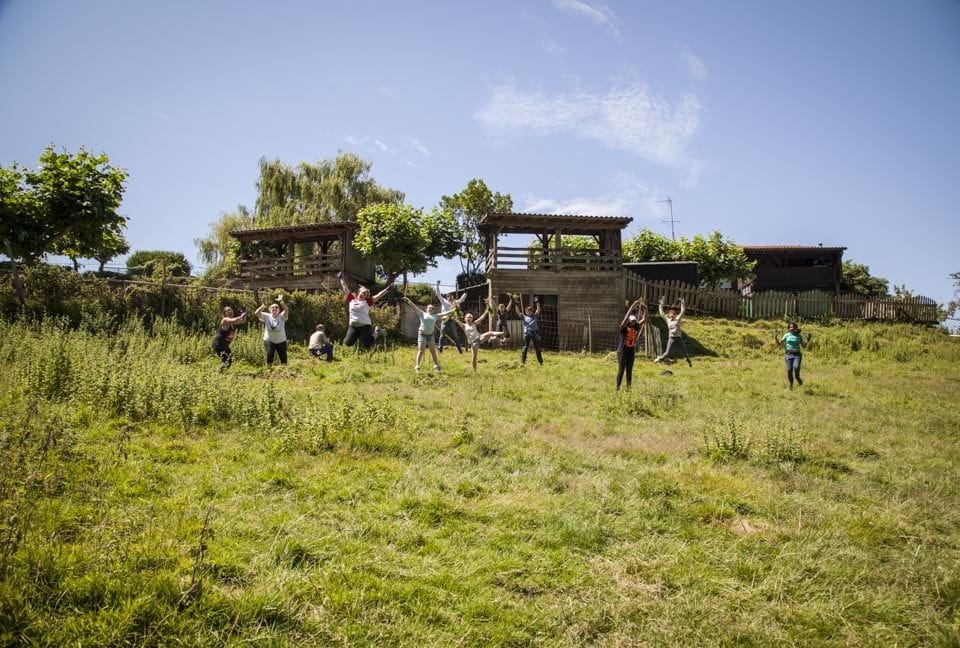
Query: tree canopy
839 261 889 296
194 205 254 281
1 146 128 263
622 229 754 289
438 179 512 278
255 153 404 226
127 250 192 278
353 204 459 287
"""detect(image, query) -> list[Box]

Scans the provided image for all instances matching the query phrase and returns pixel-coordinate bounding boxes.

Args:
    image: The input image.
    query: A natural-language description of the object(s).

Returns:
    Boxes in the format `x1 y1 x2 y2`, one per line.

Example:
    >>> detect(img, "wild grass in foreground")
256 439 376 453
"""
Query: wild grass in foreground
1 317 958 646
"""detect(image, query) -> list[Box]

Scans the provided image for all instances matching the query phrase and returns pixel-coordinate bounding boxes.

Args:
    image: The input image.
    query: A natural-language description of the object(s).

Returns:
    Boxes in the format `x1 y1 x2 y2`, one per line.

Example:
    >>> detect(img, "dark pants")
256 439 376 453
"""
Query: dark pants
264 340 288 365
309 344 334 361
617 348 636 389
212 343 232 369
521 332 543 365
437 319 462 352
785 353 803 386
344 324 374 349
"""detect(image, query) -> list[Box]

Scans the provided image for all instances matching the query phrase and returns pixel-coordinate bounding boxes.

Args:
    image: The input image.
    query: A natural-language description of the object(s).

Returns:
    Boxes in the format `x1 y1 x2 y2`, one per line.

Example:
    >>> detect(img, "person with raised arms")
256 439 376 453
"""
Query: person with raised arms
775 321 810 389
339 271 391 350
211 305 247 370
515 295 544 366
654 296 692 366
254 294 289 367
486 293 514 346
450 310 506 371
435 282 467 353
404 296 454 373
616 299 648 390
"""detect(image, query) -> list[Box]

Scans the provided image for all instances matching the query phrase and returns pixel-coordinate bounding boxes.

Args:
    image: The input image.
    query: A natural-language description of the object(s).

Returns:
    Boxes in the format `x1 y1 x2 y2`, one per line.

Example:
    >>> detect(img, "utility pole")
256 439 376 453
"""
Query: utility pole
656 197 678 241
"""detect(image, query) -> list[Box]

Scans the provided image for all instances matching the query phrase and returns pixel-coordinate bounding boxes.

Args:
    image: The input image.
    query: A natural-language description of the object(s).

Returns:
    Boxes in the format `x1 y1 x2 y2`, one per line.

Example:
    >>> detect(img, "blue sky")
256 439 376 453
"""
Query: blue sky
1 0 958 304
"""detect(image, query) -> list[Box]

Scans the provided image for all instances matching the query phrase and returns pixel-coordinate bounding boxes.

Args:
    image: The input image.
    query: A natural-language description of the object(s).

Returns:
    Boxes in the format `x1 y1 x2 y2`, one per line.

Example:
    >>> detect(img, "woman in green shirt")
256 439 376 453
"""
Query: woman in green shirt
775 322 810 389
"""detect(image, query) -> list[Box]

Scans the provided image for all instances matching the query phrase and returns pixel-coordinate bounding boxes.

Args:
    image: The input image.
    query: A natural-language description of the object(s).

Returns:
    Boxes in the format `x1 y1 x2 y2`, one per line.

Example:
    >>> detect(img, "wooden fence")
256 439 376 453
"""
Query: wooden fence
624 275 940 324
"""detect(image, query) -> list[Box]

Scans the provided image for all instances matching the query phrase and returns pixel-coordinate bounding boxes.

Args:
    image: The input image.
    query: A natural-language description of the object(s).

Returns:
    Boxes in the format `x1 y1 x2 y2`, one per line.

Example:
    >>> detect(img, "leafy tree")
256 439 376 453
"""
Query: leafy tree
194 205 254 281
354 204 458 287
1 146 127 262
622 229 682 262
681 232 754 289
255 153 404 225
439 179 512 278
92 230 130 273
127 250 192 278
839 261 889 296
622 229 752 288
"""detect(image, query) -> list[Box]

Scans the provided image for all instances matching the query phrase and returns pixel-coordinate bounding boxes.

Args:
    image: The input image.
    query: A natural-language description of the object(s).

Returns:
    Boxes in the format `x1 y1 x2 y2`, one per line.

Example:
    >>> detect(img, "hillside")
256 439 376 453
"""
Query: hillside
1 317 958 646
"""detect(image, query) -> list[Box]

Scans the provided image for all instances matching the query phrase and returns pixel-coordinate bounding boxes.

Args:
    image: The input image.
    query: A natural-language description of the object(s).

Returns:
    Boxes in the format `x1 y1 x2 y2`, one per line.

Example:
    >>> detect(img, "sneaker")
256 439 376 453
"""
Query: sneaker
415 366 420 374
653 357 662 363
433 365 441 373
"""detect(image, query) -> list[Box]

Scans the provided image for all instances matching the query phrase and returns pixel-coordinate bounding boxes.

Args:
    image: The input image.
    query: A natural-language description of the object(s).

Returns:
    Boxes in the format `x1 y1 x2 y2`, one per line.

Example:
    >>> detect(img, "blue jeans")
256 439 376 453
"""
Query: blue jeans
309 343 334 361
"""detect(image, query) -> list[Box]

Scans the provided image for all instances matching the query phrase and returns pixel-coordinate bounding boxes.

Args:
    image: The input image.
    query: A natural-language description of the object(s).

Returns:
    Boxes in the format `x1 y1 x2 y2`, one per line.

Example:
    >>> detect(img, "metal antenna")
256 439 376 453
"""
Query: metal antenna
656 197 677 240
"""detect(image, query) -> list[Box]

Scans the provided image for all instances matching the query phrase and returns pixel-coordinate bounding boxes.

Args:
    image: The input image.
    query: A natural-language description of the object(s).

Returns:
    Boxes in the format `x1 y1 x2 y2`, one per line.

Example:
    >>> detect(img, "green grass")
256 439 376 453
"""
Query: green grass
1 317 959 646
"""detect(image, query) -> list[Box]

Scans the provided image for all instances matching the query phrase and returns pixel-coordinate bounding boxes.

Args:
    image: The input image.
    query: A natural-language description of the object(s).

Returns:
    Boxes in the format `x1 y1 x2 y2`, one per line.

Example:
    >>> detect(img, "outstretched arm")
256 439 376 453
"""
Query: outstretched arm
280 301 289 320
677 298 685 320
774 329 783 348
254 303 266 317
371 285 392 303
403 296 424 316
658 296 666 319
338 272 351 296
620 299 641 327
476 310 489 326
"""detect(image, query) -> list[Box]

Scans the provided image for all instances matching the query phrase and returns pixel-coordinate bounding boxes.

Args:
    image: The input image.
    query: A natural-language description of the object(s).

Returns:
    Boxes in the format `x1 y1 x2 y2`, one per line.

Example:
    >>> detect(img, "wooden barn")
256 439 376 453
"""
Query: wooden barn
479 212 633 352
740 245 846 294
230 222 376 291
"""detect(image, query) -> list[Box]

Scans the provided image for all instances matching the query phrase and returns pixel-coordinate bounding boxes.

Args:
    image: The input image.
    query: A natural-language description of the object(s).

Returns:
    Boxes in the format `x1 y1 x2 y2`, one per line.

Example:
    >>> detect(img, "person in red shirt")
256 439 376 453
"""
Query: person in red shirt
617 299 648 390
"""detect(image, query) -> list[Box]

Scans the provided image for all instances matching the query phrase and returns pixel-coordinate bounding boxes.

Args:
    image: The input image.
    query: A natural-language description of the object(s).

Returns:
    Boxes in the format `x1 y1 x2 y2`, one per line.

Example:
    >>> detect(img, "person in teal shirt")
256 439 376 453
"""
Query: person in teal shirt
775 322 810 389
405 297 454 373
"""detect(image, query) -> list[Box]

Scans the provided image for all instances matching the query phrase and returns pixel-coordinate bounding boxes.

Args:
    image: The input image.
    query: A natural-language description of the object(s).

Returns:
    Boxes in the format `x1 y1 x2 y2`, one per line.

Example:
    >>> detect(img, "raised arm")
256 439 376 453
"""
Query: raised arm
371 285 392 303
620 299 641 327
280 301 289 320
338 272 351 296
514 295 524 318
403 296 424 316
677 297 685 320
658 296 666 319
254 303 266 317
475 310 490 326
534 300 542 316
222 313 247 326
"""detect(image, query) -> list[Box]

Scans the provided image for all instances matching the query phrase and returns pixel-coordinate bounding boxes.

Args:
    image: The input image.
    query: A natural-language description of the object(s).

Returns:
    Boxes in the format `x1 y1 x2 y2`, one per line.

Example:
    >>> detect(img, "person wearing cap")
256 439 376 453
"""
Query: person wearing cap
617 299 648 390
254 293 289 366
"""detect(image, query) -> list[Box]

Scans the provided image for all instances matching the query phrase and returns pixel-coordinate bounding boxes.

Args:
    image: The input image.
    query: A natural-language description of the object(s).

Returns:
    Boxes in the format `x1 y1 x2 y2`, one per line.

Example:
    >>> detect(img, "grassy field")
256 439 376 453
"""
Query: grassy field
1 316 959 646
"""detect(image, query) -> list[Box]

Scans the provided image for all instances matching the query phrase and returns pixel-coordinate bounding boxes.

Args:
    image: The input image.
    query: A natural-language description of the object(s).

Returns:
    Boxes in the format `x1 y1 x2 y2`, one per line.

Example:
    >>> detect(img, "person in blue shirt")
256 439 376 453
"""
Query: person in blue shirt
515 296 543 366
776 322 810 389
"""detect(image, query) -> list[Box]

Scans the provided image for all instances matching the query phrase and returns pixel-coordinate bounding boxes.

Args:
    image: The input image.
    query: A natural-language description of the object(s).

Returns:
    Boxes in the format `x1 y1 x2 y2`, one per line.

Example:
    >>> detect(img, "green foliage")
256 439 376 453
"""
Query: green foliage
254 153 403 225
354 203 447 284
622 229 754 288
1 147 128 265
439 178 512 277
126 250 192 278
193 205 253 281
840 260 889 296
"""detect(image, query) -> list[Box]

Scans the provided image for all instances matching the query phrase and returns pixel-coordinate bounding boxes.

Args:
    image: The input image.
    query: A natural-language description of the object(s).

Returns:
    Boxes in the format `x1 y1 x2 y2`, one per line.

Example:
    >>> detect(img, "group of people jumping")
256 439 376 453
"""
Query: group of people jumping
211 276 811 389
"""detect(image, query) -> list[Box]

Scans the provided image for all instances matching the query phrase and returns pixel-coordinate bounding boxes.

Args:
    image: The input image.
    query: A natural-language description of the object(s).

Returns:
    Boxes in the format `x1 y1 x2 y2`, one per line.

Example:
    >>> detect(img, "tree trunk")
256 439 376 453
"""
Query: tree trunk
4 239 26 308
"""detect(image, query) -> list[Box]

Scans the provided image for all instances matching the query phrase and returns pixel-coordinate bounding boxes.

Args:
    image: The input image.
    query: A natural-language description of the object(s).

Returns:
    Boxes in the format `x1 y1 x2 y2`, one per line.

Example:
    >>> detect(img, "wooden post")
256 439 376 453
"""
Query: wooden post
587 314 592 354
160 258 166 318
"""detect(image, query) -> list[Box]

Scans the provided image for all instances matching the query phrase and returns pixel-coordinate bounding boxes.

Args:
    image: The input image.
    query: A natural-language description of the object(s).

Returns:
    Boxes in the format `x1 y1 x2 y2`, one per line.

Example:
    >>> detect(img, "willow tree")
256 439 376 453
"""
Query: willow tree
194 205 254 281
254 152 404 226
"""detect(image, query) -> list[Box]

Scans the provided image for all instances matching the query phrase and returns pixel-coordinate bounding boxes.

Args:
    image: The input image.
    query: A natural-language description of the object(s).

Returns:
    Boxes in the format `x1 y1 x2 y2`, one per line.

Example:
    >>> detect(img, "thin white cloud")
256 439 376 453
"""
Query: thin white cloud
551 0 622 41
540 33 566 58
475 83 702 167
681 47 707 81
522 177 655 217
406 137 430 156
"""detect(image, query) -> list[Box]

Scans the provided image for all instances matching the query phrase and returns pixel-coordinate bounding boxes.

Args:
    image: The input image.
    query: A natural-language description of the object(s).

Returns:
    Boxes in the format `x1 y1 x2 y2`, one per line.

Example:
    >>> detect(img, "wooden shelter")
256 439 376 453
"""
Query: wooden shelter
230 222 375 291
479 212 633 351
740 245 846 294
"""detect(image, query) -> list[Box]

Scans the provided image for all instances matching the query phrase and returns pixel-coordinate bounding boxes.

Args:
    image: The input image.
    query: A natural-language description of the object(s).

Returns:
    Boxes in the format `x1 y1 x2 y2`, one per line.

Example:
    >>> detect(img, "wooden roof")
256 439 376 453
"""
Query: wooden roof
741 245 846 255
479 212 633 234
230 221 358 243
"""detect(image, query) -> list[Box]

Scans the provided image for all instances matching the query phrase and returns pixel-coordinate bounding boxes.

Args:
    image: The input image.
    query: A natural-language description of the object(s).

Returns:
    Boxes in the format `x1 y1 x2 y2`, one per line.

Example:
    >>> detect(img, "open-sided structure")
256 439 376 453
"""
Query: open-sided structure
740 245 846 294
479 212 633 352
230 222 375 291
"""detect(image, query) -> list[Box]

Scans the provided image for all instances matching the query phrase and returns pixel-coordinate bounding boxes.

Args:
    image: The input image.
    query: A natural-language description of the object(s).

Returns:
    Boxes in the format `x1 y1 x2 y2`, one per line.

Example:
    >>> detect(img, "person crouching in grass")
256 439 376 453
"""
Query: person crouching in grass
309 324 334 362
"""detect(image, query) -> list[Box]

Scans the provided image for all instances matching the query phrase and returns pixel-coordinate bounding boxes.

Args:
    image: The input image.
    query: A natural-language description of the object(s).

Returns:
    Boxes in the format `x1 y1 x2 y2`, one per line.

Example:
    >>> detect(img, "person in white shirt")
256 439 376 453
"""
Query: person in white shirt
254 295 289 366
339 272 391 350
654 296 692 366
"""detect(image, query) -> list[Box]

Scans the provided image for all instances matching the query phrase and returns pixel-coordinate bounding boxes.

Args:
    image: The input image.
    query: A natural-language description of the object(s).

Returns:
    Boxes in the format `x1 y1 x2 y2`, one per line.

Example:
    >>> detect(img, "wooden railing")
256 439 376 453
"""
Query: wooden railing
487 247 621 272
624 276 940 323
239 253 342 281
